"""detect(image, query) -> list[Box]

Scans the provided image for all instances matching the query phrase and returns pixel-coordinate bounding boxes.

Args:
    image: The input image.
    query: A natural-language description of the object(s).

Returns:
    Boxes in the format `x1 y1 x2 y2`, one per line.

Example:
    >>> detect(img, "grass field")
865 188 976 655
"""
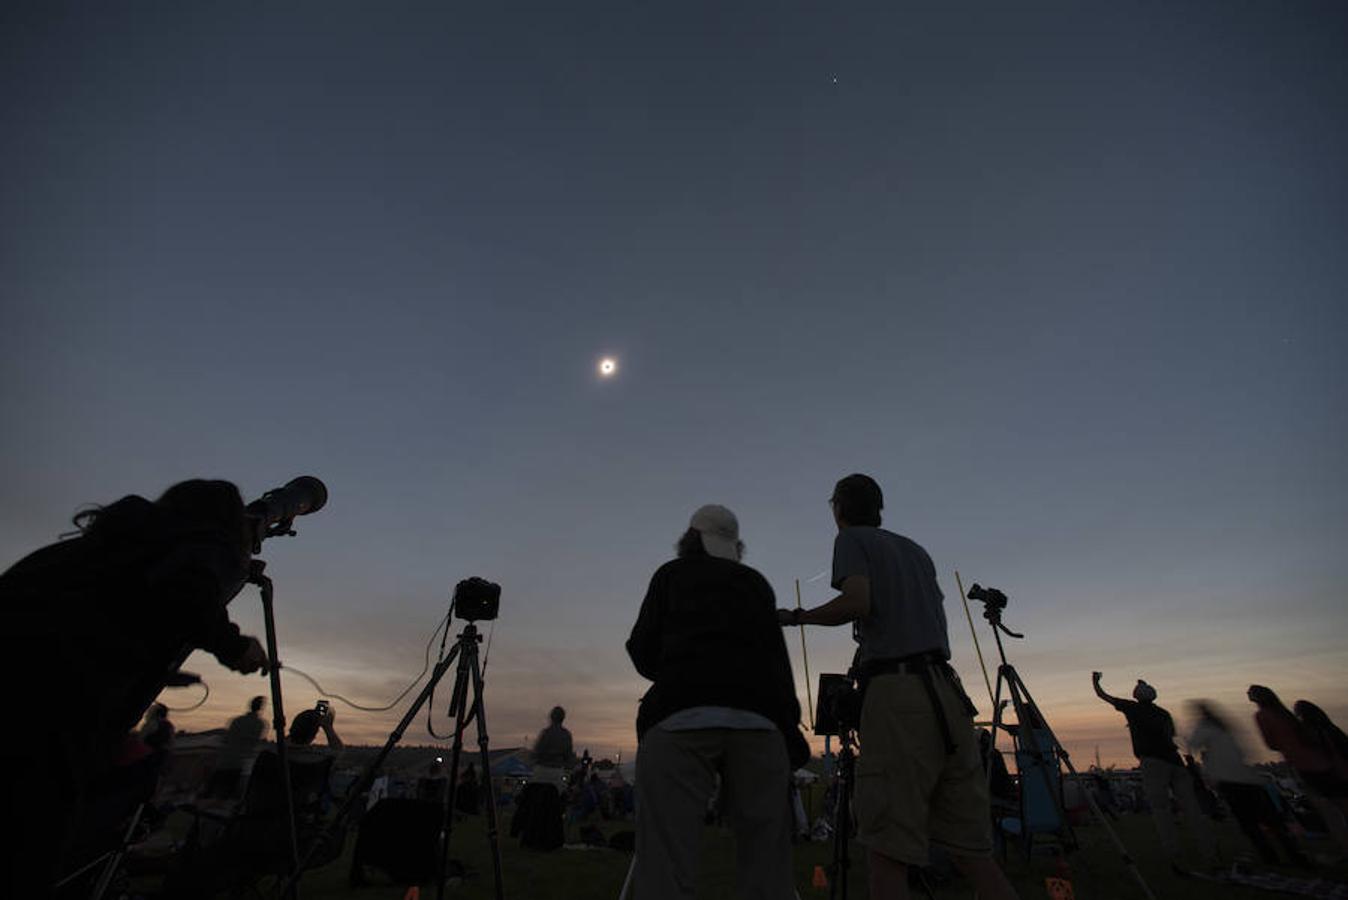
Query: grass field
179 803 1346 900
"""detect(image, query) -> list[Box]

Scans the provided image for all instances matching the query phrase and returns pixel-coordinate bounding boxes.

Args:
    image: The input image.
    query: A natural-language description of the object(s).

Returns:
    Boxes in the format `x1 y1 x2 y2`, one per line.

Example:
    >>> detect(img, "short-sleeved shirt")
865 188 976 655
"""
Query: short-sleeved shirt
1108 698 1182 766
831 527 949 667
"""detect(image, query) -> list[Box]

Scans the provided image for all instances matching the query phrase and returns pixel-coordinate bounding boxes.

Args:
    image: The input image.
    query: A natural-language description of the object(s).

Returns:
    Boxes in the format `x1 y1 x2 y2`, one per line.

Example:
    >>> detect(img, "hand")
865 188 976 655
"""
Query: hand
776 609 797 627
231 637 270 675
1092 671 1102 683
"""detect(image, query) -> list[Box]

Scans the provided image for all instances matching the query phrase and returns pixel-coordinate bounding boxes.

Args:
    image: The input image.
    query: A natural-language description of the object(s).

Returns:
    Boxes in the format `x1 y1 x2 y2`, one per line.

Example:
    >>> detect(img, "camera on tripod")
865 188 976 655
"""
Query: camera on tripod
814 673 863 737
453 577 501 622
966 582 1008 612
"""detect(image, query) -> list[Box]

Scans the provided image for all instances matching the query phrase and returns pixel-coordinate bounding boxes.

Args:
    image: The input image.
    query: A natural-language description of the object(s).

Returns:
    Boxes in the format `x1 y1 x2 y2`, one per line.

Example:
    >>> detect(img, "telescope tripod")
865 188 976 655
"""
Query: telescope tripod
277 621 505 900
983 612 1156 900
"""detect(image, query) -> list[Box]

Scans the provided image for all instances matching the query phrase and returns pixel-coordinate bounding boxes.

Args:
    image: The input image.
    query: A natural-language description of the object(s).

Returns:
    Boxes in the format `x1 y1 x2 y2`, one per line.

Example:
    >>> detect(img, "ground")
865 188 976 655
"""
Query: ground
130 797 1348 900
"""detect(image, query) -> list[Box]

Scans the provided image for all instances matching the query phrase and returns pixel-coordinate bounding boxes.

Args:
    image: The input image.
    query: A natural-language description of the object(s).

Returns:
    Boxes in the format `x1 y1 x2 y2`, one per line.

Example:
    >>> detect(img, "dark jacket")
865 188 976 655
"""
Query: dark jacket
627 555 809 768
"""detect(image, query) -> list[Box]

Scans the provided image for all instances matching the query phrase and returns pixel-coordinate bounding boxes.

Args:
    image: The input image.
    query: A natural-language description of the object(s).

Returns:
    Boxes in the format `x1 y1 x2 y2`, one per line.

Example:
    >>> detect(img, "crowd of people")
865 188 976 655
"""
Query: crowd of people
3 473 1346 899
1090 672 1348 873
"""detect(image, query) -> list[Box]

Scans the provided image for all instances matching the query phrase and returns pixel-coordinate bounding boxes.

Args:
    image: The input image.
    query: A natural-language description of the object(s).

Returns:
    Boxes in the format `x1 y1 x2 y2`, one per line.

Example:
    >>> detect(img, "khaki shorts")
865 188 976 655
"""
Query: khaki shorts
853 670 991 865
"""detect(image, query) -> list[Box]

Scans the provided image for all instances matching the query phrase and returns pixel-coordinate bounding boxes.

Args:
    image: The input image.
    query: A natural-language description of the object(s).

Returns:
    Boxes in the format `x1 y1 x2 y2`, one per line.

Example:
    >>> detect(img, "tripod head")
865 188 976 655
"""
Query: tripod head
966 583 1024 667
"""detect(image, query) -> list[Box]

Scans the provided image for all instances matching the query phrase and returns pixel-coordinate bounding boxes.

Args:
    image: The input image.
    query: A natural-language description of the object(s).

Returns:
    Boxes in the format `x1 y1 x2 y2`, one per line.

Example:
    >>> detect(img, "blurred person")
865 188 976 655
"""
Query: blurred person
1250 686 1348 853
1188 700 1308 866
782 476 1017 900
1093 673 1217 870
1294 701 1348 773
0 479 269 897
204 695 267 800
456 762 480 815
532 705 575 787
628 504 809 900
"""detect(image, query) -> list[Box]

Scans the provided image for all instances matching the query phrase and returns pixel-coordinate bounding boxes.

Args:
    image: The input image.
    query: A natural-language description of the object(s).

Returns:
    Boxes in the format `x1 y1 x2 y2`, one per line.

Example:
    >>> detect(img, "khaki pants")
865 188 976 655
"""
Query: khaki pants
1140 758 1216 863
635 727 793 900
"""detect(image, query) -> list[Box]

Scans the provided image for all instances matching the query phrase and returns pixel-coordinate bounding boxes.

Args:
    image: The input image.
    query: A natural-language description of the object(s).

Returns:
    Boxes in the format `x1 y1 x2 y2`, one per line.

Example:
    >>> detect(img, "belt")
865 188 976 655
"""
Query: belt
857 654 958 756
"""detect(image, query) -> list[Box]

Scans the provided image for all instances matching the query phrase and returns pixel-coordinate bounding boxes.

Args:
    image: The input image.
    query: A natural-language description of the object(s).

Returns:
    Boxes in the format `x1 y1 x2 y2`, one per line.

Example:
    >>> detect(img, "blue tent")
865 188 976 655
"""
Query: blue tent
492 756 533 777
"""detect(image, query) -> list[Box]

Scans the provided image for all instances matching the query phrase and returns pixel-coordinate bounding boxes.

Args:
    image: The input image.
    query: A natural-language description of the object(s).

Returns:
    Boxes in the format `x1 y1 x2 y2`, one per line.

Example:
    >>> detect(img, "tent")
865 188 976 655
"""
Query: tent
492 756 533 778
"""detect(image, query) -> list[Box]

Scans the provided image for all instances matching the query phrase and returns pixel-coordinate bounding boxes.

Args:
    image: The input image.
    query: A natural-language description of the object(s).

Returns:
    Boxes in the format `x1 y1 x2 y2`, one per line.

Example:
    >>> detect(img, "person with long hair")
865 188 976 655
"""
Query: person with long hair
1188 700 1308 866
0 479 269 896
628 504 808 900
1250 686 1348 854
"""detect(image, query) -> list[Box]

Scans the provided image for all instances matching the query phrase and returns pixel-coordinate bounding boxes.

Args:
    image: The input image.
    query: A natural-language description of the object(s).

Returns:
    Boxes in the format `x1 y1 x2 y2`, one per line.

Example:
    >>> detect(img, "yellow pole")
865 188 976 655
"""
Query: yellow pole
795 579 814 728
956 569 995 709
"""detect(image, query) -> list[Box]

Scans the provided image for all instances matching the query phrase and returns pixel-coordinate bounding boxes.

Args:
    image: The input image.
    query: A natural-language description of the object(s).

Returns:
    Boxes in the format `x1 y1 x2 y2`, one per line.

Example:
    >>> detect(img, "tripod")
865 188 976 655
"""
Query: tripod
827 728 857 900
278 620 505 900
980 601 1156 900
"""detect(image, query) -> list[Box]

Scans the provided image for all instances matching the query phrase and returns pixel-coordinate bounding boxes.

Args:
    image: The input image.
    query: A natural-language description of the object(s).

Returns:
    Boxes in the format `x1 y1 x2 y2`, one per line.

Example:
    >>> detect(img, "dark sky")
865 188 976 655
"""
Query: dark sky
3 2 1345 761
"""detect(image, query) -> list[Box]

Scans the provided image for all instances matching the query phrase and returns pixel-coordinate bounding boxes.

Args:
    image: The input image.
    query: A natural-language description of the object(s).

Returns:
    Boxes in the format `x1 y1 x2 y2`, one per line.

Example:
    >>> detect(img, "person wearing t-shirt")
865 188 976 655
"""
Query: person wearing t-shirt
1093 673 1216 870
783 475 1017 900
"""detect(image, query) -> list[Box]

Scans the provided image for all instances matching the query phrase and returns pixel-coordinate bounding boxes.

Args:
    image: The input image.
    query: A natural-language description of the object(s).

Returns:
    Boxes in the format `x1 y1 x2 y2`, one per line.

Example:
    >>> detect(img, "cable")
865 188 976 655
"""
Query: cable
281 611 451 712
162 681 210 712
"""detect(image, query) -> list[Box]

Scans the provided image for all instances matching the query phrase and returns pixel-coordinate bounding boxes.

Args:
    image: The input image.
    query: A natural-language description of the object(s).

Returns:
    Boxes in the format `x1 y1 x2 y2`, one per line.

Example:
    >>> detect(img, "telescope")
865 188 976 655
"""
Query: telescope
245 476 328 550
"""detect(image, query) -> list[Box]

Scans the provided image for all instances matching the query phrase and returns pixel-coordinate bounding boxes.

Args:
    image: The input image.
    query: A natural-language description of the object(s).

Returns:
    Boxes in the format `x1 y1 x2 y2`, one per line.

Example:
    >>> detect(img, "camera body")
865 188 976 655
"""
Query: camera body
814 673 863 737
454 577 501 622
315 699 330 718
967 582 1008 612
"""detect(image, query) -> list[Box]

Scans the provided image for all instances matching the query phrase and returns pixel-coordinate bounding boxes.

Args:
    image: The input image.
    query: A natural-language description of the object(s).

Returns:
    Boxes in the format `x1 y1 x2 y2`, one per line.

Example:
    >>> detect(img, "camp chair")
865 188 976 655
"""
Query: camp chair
998 729 1075 862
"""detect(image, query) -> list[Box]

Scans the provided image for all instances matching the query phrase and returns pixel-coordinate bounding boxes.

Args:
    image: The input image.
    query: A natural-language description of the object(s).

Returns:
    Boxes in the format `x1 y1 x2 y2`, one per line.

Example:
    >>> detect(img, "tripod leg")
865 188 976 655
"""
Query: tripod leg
436 641 476 900
468 650 506 900
1005 672 1078 851
257 576 301 900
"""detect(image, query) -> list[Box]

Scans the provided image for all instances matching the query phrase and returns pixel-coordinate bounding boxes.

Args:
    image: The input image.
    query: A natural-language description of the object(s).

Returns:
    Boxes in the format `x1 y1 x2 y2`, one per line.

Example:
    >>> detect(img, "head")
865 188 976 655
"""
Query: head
678 504 744 561
289 709 321 745
249 696 265 714
1188 699 1229 731
549 706 566 725
1248 685 1285 711
148 703 168 722
830 474 883 528
1132 680 1157 703
1294 700 1330 728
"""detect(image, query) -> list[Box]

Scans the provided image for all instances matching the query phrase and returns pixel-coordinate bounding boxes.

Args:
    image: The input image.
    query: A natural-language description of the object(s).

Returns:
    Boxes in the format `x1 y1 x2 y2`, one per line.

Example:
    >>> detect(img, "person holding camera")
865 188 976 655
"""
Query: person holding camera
1093 673 1216 871
628 504 809 900
781 474 1016 900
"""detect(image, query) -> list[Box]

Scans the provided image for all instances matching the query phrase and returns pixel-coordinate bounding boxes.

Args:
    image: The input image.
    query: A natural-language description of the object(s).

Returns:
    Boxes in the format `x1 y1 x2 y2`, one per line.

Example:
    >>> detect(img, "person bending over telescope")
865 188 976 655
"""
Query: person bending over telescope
628 504 809 900
781 474 1017 900
0 479 277 897
1092 672 1216 871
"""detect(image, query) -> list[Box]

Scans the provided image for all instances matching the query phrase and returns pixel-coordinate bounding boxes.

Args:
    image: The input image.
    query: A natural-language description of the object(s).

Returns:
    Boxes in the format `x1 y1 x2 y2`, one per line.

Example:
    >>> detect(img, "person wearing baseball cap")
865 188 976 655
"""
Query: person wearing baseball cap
783 473 1018 900
1094 672 1217 871
627 504 808 900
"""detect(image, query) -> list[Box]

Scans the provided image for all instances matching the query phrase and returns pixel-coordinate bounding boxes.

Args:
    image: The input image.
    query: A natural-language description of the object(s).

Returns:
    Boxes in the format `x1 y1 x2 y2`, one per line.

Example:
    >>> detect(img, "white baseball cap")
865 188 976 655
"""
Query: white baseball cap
689 504 741 561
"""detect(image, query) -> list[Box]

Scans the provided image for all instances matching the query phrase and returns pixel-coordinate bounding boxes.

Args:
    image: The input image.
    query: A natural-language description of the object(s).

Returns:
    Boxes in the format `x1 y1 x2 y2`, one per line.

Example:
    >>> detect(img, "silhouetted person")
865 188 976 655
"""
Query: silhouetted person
0 479 269 897
288 705 344 755
629 504 809 900
1294 701 1348 772
786 476 1018 900
1093 673 1216 870
1187 700 1307 866
1250 686 1348 853
204 696 267 799
533 706 575 773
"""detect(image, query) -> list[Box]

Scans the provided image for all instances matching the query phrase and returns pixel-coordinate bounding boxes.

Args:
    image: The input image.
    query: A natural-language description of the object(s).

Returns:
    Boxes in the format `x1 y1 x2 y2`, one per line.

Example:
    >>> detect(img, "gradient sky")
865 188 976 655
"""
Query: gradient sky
3 2 1345 768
